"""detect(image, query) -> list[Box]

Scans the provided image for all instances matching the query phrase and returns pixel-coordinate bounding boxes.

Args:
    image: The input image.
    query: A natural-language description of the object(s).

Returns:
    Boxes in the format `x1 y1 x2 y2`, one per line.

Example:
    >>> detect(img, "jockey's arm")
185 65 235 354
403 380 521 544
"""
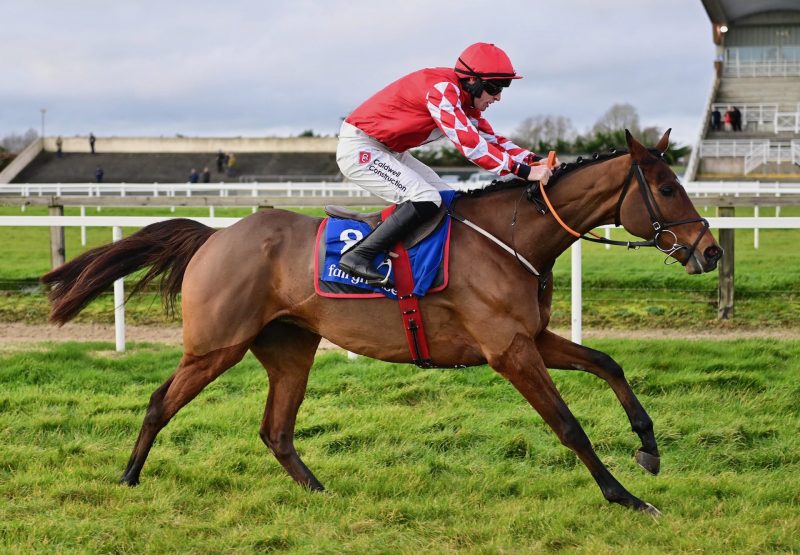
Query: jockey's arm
427 82 552 186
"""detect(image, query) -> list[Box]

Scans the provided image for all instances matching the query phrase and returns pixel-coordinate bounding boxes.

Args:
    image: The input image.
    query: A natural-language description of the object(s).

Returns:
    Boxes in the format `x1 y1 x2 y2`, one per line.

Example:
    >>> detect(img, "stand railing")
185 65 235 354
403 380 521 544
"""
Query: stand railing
775 112 800 134
723 58 800 78
744 143 768 175
743 142 800 175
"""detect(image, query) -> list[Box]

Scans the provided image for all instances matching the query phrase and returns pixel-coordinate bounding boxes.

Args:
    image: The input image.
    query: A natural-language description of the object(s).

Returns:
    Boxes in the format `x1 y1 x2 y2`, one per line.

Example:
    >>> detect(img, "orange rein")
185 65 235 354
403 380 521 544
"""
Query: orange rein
537 151 603 240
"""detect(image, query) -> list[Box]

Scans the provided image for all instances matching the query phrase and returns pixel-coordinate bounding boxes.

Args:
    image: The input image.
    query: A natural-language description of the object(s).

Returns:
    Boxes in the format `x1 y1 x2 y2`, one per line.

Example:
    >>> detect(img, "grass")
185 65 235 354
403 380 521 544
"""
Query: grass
0 339 798 553
1 205 798 330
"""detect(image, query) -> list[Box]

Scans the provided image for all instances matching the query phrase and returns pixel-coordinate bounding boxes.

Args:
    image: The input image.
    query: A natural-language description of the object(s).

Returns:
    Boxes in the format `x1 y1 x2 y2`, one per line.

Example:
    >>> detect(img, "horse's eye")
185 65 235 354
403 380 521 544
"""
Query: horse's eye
659 186 674 197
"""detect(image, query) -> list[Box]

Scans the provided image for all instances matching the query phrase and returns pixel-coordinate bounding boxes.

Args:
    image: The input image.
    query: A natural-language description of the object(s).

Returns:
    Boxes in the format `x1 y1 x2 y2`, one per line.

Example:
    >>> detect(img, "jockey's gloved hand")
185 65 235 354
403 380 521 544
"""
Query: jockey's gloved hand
528 165 553 185
512 162 552 185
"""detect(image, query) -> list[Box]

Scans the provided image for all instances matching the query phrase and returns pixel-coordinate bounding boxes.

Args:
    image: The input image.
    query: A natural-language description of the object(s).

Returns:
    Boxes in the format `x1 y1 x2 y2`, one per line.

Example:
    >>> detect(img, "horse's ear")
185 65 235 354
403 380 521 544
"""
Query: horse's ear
655 128 671 153
625 129 649 161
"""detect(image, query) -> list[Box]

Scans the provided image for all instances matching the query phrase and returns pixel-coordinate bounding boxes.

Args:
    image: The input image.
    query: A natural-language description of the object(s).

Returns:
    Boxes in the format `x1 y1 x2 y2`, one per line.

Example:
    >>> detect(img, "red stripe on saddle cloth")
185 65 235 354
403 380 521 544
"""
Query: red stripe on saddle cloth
382 205 433 367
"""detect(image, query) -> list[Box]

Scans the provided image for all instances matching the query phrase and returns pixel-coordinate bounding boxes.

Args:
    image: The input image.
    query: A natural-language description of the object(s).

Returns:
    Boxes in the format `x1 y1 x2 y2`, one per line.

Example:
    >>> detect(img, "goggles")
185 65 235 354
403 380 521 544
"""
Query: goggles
482 78 511 96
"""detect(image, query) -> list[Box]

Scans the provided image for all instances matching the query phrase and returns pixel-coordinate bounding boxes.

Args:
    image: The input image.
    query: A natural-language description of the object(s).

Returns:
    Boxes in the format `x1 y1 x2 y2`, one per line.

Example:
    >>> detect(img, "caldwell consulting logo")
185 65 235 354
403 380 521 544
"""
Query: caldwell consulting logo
358 151 371 165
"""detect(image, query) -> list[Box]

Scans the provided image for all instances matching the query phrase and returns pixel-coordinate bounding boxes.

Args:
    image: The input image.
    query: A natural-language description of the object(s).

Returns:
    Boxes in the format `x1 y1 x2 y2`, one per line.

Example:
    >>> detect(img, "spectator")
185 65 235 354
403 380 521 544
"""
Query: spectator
56 136 63 158
732 106 742 132
216 150 225 173
189 168 199 183
89 133 96 154
724 108 733 131
226 152 236 177
710 109 721 132
95 165 104 183
201 166 211 183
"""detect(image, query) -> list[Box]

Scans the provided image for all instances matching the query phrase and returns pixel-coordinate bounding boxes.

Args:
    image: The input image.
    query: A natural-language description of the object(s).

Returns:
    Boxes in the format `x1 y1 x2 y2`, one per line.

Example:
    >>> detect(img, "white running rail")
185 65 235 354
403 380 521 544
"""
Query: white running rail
2 181 373 198
5 180 800 198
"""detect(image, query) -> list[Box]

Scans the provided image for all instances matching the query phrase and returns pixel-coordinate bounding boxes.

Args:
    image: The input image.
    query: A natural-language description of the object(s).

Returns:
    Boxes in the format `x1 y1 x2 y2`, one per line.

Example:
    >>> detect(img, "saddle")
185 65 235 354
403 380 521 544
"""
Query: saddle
324 204 448 249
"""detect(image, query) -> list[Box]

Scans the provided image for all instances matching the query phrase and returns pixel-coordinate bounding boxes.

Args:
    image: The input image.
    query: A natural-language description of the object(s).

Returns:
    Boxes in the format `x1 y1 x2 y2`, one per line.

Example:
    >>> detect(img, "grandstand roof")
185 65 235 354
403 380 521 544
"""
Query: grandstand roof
701 0 800 25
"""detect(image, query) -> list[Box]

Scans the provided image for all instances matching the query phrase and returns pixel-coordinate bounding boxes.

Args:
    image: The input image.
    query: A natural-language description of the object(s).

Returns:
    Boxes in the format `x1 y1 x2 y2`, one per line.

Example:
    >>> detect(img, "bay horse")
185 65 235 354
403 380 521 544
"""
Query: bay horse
42 130 721 515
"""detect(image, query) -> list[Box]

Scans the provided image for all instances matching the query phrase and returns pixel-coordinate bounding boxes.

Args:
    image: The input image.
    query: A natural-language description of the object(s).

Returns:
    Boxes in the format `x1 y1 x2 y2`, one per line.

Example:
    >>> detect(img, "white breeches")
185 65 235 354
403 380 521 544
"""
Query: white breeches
336 121 453 206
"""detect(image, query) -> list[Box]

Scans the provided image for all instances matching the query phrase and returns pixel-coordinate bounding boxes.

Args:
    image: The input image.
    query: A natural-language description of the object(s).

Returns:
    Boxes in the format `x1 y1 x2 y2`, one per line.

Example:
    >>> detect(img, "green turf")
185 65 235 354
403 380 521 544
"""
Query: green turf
0 339 798 553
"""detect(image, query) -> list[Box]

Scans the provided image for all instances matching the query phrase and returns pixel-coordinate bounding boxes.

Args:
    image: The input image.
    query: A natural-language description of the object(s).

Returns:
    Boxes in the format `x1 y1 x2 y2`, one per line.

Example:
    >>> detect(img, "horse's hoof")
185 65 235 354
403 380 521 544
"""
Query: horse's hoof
640 502 662 518
119 475 139 487
635 449 661 475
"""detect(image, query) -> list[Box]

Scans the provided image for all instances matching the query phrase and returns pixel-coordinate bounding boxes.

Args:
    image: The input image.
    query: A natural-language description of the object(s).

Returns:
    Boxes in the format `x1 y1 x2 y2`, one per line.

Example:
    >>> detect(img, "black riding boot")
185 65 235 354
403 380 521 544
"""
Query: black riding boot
339 201 436 286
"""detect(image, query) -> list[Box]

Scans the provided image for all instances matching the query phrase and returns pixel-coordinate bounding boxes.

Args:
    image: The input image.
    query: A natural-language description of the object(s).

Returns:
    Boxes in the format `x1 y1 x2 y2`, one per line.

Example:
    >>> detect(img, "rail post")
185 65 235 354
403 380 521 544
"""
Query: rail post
717 206 735 319
80 205 87 246
112 226 126 352
48 201 65 269
571 241 582 344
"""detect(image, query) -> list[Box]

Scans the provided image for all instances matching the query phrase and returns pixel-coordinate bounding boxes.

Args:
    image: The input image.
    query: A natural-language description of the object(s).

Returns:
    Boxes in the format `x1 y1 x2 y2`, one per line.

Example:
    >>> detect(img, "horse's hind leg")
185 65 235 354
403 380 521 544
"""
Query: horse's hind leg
535 329 660 474
120 343 249 486
249 321 323 490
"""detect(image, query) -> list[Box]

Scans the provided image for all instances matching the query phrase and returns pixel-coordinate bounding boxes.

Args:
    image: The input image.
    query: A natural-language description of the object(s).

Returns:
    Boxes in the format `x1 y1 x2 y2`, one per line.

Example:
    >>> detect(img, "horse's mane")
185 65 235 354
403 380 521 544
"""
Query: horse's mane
460 147 667 198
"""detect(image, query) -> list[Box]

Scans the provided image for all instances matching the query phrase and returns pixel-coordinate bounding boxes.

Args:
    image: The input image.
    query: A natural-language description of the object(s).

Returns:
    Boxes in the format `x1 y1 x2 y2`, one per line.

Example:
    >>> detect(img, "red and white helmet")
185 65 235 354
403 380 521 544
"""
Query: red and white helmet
454 43 523 81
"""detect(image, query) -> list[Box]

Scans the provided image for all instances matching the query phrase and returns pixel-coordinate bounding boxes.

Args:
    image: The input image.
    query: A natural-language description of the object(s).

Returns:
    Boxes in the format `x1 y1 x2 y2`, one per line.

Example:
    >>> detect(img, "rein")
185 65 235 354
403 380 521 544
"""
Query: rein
535 158 710 266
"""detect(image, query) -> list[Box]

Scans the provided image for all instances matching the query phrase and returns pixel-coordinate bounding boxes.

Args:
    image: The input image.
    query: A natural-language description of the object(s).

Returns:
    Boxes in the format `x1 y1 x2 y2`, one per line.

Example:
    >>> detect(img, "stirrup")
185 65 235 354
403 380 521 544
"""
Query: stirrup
366 258 393 286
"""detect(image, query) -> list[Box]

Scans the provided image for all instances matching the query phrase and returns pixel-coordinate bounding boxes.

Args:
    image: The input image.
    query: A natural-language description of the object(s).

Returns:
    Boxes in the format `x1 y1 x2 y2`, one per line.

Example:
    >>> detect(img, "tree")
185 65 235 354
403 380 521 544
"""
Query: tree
411 143 466 166
638 126 662 147
512 115 576 153
0 145 13 172
592 103 640 137
1 128 38 153
574 129 629 154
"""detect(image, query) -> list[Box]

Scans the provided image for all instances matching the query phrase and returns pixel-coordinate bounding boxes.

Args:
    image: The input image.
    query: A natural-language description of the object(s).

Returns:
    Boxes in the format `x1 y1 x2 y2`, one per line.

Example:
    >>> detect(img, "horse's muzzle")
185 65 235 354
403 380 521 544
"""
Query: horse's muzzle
684 244 723 274
703 245 723 271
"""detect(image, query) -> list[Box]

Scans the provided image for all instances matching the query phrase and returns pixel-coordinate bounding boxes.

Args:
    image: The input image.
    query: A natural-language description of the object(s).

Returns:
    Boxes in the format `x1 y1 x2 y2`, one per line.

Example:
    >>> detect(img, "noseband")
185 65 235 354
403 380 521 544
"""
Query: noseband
534 160 709 266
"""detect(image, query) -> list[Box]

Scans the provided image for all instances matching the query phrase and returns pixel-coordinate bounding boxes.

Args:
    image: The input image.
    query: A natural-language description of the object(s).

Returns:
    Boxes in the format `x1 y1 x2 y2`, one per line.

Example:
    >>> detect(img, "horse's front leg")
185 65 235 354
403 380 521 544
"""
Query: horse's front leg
535 329 660 475
487 333 660 516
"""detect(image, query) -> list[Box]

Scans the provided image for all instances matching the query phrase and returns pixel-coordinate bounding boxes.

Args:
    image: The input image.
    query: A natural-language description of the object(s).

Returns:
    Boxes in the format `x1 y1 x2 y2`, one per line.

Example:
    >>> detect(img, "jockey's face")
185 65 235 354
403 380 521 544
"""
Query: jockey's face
468 78 502 111
474 88 501 111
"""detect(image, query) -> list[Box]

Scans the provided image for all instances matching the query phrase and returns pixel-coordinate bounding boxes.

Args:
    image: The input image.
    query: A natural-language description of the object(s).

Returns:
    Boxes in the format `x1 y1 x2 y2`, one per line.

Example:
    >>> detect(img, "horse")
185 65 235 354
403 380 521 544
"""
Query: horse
42 129 722 515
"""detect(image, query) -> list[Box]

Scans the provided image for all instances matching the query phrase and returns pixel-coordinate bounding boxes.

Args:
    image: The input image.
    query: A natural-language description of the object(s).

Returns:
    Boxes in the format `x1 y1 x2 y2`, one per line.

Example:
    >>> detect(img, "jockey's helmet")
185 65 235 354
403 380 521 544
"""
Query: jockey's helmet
454 43 522 81
454 43 522 98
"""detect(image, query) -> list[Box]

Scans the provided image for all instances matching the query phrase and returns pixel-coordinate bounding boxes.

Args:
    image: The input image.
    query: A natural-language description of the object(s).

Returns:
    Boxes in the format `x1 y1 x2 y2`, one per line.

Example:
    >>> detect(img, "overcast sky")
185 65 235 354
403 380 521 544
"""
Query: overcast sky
2 0 715 147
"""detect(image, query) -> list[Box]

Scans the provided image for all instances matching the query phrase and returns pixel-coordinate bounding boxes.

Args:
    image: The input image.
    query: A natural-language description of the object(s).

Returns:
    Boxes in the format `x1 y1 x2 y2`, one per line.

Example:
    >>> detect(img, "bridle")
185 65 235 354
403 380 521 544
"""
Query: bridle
533 157 710 266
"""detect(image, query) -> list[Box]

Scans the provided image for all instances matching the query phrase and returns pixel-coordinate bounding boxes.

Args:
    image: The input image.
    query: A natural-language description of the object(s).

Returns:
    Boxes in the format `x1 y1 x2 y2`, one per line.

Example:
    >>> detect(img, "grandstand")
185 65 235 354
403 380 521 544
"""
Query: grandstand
687 0 800 181
1 136 341 185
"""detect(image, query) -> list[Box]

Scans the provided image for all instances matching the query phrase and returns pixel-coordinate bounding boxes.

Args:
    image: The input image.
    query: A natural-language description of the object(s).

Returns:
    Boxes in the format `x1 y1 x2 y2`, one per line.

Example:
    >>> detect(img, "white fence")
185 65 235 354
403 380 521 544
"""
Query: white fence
5 179 800 198
3 181 372 198
2 214 798 351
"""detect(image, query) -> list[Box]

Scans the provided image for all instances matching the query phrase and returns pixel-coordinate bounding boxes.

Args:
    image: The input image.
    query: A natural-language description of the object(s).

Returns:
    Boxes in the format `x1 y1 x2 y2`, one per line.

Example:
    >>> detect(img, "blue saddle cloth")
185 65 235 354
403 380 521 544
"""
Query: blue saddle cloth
316 191 456 300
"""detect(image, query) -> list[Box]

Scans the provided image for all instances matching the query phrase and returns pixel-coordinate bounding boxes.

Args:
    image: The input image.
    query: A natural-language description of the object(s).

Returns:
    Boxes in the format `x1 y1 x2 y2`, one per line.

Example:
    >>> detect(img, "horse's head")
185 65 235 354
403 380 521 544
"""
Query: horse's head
618 129 722 274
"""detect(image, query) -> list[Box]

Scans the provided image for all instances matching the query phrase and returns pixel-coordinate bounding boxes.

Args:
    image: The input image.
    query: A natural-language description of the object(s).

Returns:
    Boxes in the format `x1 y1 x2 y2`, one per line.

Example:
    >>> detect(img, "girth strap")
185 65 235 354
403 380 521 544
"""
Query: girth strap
392 242 433 368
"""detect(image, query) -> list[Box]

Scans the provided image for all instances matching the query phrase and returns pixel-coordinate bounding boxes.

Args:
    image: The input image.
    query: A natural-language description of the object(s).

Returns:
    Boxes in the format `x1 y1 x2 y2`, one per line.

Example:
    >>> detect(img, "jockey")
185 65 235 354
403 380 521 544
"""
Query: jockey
337 42 553 285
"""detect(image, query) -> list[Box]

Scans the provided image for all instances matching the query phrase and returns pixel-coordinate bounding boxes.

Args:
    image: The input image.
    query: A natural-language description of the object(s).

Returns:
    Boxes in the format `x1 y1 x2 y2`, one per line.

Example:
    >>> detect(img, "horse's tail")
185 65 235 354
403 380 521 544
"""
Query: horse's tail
41 218 216 325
